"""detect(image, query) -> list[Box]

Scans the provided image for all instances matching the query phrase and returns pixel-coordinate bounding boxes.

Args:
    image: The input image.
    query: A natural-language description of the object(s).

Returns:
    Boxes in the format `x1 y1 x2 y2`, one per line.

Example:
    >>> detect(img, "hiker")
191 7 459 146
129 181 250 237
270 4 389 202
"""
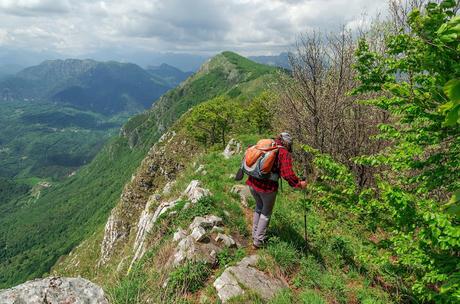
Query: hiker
238 132 307 249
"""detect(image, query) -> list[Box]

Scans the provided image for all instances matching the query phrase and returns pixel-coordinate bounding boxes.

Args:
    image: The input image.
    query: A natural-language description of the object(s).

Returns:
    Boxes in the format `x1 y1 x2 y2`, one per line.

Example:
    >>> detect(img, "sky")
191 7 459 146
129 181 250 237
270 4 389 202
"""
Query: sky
0 0 388 68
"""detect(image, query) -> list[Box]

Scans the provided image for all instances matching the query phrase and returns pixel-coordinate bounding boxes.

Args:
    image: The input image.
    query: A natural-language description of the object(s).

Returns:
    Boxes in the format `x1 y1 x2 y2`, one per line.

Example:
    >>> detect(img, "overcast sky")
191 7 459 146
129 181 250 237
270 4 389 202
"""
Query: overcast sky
0 0 388 59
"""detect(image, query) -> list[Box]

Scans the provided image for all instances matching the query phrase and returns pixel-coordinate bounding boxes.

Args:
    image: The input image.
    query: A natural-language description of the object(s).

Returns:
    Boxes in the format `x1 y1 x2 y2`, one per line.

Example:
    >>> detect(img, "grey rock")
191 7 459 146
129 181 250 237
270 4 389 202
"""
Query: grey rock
173 228 187 242
189 216 213 230
195 165 205 174
130 198 180 270
205 215 223 227
162 181 176 195
213 269 244 303
183 180 211 203
210 226 224 234
222 139 242 159
191 226 208 242
170 235 221 266
213 255 287 303
215 233 237 248
0 277 108 304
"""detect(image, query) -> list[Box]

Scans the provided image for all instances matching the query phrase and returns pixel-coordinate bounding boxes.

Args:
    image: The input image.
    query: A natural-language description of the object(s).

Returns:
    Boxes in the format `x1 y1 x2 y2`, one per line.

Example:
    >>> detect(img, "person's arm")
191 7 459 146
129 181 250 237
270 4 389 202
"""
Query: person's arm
278 148 303 188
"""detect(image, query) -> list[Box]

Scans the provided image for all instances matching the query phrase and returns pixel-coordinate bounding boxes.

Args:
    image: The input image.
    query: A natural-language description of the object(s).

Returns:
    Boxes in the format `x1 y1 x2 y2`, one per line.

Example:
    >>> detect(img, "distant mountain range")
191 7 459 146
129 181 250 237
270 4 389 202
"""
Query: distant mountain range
249 52 290 69
0 59 190 115
146 63 193 87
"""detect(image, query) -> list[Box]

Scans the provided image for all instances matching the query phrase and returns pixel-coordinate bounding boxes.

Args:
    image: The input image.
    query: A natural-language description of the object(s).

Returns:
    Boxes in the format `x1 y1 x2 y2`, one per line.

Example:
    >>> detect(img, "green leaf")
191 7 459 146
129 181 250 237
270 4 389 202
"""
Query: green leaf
444 190 460 217
443 104 460 126
444 79 460 102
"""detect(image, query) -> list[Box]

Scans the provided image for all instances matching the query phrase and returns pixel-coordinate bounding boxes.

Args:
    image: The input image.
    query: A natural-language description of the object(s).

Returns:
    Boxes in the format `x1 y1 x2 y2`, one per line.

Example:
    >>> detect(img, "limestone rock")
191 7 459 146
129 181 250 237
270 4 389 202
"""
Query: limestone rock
189 216 213 230
195 164 205 174
130 197 179 269
99 211 125 265
211 226 224 234
170 235 220 266
162 181 176 195
213 255 287 303
215 233 236 248
230 184 252 207
206 214 223 227
222 139 242 159
191 226 208 242
183 180 211 203
0 277 108 304
173 228 187 242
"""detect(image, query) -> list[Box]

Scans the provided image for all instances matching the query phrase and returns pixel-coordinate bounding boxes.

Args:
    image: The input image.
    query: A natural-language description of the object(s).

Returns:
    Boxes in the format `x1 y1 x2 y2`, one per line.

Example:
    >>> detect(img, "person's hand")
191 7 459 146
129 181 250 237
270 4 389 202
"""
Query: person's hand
299 180 307 189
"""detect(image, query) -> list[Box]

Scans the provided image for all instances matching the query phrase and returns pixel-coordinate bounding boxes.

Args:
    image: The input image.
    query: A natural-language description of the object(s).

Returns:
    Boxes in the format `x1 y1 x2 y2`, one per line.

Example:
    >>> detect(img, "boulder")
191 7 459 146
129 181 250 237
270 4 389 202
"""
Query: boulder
189 215 223 230
222 139 242 159
183 180 211 203
173 228 187 242
191 226 208 242
162 181 176 195
230 184 252 207
189 216 213 230
213 255 287 303
0 277 108 304
215 233 236 248
205 215 223 227
210 226 224 234
170 235 220 266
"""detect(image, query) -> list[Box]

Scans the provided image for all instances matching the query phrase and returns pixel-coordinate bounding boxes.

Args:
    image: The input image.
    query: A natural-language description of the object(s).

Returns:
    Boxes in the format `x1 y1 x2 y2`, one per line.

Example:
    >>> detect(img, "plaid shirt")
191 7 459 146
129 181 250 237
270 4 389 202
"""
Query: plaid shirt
246 140 301 193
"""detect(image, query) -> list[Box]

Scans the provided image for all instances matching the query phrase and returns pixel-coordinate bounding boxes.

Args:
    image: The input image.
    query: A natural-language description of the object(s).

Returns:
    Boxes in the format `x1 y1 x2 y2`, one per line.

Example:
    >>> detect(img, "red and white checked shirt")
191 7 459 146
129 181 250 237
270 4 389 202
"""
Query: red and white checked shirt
246 139 301 193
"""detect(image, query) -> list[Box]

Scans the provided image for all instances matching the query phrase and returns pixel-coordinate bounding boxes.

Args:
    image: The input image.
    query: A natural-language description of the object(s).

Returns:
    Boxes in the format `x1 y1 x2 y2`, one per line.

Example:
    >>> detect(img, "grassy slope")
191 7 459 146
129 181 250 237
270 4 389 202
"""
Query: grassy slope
0 52 277 288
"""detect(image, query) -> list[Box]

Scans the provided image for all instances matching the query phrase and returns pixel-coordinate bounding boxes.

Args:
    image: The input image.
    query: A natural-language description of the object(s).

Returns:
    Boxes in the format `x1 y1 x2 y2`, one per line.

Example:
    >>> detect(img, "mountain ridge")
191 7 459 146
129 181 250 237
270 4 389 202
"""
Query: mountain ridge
0 51 278 289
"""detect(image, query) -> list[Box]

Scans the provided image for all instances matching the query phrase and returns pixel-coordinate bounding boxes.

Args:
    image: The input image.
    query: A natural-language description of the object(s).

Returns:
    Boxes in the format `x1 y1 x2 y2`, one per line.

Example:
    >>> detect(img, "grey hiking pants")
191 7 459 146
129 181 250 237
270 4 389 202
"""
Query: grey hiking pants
250 187 277 246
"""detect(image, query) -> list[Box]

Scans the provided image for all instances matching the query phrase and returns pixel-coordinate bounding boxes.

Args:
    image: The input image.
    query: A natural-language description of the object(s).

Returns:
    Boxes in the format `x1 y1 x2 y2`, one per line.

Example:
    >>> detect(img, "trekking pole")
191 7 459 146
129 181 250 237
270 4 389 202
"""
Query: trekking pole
300 177 310 251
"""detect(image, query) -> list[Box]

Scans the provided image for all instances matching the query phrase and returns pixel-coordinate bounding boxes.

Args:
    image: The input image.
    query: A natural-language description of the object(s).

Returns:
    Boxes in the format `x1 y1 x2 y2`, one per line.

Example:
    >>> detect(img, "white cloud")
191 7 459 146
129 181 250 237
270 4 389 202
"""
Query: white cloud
0 0 388 56
0 0 70 15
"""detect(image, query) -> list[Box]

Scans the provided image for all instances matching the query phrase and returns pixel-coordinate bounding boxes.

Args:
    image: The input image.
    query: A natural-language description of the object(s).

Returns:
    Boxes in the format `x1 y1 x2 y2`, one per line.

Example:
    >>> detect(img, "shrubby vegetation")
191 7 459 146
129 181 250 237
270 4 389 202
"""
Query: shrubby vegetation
283 1 460 302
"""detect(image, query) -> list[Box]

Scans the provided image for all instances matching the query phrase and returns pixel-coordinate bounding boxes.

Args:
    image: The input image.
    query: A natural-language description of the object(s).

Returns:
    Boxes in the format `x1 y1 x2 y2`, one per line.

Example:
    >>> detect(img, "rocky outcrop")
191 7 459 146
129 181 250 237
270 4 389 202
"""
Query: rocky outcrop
169 215 226 267
0 277 108 304
98 130 201 266
130 195 180 270
129 180 212 270
213 255 287 303
99 211 126 265
183 180 212 203
222 138 242 159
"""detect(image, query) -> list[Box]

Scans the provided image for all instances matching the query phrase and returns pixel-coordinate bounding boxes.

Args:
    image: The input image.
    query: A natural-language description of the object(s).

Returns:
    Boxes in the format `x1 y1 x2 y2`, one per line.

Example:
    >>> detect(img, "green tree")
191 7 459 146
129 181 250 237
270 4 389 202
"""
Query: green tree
186 96 241 149
352 1 460 302
248 91 274 134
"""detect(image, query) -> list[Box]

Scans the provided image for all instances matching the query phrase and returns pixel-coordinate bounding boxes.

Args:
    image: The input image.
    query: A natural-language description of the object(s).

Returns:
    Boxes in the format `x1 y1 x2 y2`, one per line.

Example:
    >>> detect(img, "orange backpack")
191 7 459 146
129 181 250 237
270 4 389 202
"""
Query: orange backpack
241 139 282 181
